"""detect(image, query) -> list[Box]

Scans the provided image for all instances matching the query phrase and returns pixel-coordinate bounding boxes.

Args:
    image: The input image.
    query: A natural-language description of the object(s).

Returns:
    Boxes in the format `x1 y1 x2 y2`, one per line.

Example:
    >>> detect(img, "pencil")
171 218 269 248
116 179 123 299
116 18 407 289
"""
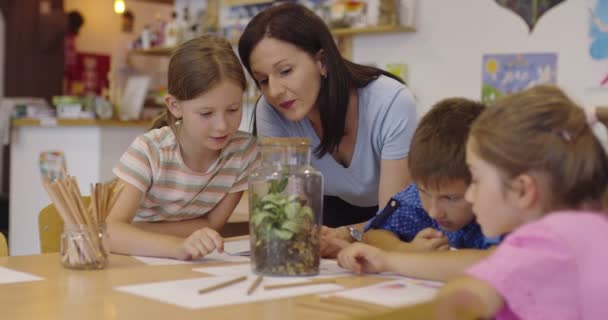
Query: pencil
246 275 264 295
198 275 247 294
264 278 336 290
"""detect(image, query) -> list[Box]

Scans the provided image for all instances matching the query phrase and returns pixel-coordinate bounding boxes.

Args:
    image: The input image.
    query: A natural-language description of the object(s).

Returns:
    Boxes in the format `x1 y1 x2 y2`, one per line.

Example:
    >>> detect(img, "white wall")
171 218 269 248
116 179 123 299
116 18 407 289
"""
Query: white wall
352 0 608 114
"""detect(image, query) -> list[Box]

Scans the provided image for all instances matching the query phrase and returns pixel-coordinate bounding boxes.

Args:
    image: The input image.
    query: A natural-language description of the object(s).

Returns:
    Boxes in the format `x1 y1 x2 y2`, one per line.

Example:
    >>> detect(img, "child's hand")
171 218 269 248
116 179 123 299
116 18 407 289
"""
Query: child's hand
320 226 352 258
337 242 388 274
410 228 449 252
176 227 224 260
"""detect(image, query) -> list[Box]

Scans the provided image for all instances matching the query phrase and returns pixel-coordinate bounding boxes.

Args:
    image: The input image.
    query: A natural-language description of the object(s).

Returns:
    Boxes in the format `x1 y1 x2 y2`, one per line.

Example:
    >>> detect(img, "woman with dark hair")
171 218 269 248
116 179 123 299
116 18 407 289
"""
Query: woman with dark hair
238 3 418 256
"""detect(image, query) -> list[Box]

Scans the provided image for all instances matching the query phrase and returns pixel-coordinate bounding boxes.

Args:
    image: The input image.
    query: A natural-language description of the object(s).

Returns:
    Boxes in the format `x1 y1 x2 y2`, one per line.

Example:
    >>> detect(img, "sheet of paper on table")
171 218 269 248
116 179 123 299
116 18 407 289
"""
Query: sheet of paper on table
193 259 353 278
115 275 344 309
223 239 251 256
0 266 43 285
133 251 249 266
327 278 442 307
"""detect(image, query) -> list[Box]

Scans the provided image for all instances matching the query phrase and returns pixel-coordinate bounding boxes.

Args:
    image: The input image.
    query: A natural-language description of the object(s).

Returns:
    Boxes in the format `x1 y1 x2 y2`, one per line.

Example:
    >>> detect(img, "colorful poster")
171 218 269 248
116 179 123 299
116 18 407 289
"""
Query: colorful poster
495 0 565 32
589 0 608 88
482 53 558 103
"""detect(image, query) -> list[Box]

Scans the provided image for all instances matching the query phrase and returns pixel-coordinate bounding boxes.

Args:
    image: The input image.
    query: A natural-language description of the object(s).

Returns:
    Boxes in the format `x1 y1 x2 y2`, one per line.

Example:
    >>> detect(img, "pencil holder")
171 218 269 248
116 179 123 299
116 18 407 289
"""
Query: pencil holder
60 224 109 270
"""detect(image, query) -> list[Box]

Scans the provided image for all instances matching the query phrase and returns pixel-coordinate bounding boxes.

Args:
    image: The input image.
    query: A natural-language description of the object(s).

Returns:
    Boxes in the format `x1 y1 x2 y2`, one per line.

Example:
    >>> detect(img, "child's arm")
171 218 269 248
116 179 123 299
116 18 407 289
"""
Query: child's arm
434 276 504 319
132 191 244 237
106 180 187 258
337 242 493 281
363 228 449 252
106 180 236 259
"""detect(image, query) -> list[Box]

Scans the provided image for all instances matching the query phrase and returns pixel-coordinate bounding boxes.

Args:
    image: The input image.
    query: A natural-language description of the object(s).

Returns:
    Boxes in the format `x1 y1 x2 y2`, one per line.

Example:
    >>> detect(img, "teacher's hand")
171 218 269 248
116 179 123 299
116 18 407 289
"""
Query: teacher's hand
320 226 352 258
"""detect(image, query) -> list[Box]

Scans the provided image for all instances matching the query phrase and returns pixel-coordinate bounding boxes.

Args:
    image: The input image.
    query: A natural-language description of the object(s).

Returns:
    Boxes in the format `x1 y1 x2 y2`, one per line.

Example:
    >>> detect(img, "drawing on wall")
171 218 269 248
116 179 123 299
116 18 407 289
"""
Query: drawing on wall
589 0 608 88
482 53 558 103
495 0 565 32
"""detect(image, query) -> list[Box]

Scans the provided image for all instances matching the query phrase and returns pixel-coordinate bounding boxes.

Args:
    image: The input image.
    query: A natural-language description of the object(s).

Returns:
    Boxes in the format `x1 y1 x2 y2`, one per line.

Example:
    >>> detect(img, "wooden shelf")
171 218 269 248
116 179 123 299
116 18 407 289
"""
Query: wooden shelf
331 25 415 36
132 0 173 4
129 25 414 57
12 118 152 128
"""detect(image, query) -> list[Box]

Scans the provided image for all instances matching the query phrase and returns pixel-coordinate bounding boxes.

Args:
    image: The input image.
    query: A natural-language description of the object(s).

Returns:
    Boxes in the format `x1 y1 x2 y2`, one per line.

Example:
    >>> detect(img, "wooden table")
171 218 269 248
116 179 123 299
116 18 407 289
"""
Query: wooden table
0 253 471 320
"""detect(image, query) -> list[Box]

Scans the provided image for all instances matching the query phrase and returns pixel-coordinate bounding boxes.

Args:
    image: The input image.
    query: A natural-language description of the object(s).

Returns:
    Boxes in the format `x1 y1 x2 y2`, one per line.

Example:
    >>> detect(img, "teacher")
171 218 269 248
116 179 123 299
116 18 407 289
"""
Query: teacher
238 3 418 253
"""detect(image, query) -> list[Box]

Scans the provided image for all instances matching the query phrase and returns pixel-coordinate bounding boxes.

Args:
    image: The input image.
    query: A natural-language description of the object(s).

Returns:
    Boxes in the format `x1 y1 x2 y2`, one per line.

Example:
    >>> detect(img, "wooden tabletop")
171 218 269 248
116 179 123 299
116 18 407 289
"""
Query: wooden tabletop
0 251 475 320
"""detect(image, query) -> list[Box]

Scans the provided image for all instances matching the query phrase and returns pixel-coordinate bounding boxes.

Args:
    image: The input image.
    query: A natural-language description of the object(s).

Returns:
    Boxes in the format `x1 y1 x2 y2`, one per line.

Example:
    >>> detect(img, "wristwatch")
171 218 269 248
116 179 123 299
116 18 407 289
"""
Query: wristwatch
346 226 362 242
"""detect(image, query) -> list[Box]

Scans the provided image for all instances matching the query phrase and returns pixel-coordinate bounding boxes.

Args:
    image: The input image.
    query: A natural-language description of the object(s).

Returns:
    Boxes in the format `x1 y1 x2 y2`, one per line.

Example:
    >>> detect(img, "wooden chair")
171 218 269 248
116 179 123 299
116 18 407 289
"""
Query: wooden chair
0 232 7 256
38 197 91 253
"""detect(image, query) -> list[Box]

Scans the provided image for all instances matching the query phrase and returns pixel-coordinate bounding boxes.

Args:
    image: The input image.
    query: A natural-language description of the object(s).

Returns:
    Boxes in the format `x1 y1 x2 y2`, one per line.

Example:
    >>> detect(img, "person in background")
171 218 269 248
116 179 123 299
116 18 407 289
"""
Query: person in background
237 3 418 256
107 35 259 260
63 10 84 94
434 85 608 319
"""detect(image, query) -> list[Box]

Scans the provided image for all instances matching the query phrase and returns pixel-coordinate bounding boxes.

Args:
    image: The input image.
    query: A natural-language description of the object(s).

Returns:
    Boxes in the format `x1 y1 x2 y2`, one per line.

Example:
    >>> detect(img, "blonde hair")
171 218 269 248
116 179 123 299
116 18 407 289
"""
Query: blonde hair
470 85 608 210
151 35 247 132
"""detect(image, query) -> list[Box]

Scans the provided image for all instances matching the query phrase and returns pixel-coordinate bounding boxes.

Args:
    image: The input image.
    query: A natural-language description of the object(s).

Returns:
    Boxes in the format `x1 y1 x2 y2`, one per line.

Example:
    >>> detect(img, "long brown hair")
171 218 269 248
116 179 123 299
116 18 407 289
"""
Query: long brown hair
151 35 247 132
470 85 608 210
238 3 404 157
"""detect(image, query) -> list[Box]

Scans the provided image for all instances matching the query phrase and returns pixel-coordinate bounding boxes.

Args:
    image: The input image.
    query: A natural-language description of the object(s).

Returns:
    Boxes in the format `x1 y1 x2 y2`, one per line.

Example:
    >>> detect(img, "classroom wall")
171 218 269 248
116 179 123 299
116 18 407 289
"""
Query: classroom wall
352 0 608 113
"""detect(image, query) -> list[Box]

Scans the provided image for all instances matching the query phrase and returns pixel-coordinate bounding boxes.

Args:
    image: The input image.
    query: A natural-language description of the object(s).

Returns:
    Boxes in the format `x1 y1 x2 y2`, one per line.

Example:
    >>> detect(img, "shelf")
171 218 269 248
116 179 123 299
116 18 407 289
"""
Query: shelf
331 25 415 36
129 25 414 57
12 118 152 128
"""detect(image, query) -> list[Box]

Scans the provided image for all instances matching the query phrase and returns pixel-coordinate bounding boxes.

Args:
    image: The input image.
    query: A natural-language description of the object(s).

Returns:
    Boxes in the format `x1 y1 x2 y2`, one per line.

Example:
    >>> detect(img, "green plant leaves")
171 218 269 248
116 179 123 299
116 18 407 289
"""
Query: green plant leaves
251 177 314 241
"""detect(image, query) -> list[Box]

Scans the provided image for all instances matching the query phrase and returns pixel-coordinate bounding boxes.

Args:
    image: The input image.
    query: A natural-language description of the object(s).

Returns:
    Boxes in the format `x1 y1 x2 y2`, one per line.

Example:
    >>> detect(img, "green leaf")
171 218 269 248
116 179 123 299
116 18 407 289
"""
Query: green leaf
281 220 300 233
299 206 313 219
273 229 294 240
277 175 289 192
284 202 301 220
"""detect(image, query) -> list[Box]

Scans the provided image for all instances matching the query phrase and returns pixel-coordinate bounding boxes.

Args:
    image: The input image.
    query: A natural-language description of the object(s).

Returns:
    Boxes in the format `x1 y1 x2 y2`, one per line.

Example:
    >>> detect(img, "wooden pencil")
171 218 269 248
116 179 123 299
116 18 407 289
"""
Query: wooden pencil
198 275 248 294
246 275 264 295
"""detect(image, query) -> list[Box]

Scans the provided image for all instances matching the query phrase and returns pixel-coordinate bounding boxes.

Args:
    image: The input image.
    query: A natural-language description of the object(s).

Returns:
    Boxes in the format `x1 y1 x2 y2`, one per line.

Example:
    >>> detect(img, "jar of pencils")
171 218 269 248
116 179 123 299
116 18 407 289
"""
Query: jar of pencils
60 224 109 270
248 137 323 276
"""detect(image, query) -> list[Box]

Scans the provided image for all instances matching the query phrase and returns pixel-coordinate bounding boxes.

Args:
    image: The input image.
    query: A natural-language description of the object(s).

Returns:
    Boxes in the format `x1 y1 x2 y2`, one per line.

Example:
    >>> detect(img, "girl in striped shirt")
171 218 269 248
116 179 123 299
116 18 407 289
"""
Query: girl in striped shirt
107 35 258 260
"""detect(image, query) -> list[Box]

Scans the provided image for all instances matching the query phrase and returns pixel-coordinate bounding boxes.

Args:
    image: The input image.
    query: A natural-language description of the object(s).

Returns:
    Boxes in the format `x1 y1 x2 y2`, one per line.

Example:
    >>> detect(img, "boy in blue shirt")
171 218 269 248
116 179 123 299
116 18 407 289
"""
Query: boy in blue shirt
336 98 500 281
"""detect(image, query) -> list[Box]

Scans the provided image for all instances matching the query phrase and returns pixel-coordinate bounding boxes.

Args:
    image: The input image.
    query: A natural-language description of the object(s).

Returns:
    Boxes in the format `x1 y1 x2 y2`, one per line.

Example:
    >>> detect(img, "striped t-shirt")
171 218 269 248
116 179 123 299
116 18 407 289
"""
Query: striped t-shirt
113 126 259 222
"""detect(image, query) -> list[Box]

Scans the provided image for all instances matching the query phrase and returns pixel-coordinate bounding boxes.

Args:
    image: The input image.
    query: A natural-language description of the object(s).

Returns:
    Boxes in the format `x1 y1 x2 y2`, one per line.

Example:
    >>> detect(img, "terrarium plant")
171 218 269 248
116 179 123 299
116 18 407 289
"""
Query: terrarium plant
250 175 320 276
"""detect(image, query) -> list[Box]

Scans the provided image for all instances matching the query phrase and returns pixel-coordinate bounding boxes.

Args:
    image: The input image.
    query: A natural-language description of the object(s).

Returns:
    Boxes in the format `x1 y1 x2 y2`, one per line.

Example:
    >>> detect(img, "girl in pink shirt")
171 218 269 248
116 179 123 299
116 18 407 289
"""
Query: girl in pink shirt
435 85 608 320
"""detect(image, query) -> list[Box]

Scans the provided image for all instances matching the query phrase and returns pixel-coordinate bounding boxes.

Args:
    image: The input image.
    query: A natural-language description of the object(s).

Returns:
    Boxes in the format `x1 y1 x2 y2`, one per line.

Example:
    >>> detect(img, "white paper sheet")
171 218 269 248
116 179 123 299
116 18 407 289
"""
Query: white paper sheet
133 251 249 266
223 239 251 256
329 278 442 307
193 259 353 278
0 267 43 285
115 275 344 309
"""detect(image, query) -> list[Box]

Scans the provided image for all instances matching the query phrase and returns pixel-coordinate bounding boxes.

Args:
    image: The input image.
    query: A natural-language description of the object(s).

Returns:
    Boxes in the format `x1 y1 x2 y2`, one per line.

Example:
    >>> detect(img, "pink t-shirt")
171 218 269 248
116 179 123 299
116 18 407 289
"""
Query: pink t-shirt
467 211 608 320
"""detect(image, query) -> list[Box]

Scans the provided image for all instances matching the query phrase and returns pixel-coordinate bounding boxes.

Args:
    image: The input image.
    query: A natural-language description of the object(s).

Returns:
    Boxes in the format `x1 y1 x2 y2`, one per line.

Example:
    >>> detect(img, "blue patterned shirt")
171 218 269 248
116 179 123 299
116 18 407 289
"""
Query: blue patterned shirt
365 184 498 249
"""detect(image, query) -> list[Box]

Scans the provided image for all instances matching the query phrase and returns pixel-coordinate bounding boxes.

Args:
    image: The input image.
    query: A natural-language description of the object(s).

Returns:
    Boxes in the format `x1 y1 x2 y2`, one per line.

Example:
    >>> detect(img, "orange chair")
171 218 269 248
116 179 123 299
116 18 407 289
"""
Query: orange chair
38 197 91 253
0 232 7 256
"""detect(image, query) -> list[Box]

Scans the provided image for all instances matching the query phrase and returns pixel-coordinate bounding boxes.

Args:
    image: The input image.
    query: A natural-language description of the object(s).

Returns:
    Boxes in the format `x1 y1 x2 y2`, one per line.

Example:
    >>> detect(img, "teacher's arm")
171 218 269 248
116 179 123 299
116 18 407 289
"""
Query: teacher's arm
378 157 411 207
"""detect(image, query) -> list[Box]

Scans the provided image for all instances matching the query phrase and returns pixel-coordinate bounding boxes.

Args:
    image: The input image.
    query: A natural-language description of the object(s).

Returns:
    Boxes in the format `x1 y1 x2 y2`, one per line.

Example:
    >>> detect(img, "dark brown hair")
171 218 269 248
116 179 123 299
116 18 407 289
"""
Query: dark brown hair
408 98 486 189
238 3 403 157
470 85 608 210
151 35 247 132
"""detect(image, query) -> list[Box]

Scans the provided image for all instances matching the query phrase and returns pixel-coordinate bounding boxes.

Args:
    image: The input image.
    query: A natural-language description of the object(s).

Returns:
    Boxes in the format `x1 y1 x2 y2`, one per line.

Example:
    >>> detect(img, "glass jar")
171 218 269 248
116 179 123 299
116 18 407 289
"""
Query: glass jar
60 224 109 270
248 137 323 276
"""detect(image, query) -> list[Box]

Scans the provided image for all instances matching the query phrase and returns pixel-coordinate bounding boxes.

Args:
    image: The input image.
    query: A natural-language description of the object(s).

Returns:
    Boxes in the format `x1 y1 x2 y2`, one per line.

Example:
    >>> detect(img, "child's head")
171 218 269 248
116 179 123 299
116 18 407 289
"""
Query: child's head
154 35 247 151
466 85 608 237
408 98 486 231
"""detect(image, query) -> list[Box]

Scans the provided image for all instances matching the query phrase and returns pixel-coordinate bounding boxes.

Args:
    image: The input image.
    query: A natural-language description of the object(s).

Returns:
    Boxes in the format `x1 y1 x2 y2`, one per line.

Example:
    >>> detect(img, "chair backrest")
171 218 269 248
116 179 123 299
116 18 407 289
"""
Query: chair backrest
0 232 7 256
38 197 91 253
